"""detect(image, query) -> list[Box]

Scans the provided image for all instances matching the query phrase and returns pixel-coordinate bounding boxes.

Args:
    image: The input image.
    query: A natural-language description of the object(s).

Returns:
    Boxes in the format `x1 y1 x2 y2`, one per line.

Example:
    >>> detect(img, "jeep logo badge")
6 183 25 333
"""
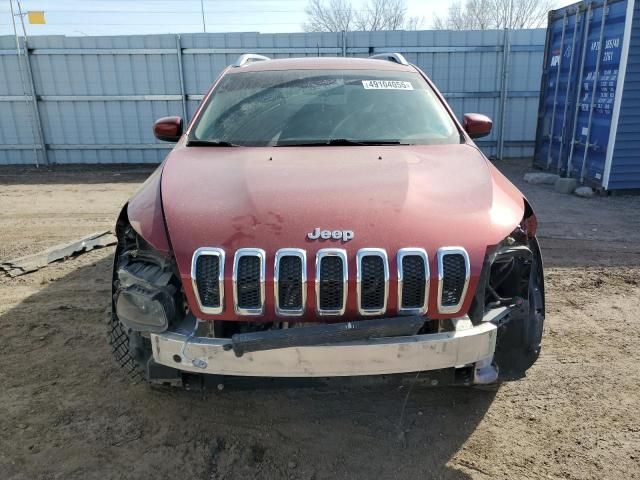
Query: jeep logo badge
307 228 354 242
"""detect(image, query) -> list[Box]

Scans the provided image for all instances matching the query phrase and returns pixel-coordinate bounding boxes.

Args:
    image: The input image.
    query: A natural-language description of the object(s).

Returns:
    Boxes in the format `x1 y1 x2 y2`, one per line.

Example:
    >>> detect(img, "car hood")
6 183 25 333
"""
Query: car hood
161 143 525 320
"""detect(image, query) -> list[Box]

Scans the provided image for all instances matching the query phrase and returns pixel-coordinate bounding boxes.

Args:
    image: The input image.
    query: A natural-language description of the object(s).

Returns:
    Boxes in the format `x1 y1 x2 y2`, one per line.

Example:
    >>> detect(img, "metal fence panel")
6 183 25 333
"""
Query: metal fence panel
0 36 39 164
0 29 545 165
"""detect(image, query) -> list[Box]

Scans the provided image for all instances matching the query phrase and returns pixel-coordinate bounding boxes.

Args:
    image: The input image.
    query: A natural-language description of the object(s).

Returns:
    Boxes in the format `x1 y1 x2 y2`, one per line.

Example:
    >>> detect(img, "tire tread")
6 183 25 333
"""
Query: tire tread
106 306 146 383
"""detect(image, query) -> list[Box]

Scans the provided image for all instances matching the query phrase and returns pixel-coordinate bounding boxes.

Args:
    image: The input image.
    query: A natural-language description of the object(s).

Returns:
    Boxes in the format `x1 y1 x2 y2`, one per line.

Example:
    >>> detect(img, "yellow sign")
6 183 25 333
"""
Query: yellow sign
27 11 46 24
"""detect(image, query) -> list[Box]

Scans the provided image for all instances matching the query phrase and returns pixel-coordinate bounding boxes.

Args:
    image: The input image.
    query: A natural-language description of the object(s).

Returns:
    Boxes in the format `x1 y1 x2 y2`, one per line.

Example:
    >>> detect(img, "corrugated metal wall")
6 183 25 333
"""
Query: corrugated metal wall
532 0 640 191
0 35 40 165
0 29 545 165
608 0 640 189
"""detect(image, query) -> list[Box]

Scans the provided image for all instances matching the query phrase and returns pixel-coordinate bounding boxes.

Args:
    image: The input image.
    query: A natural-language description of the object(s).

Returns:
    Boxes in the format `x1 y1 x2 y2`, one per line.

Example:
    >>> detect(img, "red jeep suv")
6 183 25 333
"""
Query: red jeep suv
109 53 544 389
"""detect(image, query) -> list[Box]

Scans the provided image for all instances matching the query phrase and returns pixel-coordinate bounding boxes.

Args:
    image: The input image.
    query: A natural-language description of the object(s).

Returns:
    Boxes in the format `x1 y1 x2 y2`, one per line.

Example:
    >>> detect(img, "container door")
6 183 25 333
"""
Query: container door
566 0 628 185
534 6 584 172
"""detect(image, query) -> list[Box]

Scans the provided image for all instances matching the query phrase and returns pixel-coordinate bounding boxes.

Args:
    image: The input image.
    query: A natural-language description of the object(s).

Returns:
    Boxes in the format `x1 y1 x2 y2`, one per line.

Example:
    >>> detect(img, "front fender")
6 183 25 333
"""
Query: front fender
126 165 171 255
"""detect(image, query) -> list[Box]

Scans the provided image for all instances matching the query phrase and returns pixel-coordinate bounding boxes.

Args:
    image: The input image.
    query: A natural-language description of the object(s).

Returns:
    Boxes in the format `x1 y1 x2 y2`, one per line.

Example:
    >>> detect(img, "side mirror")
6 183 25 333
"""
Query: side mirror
153 116 183 142
463 113 492 139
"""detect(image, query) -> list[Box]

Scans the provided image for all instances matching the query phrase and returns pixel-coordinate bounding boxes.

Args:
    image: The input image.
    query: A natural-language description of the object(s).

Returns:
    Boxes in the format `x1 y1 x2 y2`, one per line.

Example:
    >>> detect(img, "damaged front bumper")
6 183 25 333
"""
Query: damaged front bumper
150 317 498 382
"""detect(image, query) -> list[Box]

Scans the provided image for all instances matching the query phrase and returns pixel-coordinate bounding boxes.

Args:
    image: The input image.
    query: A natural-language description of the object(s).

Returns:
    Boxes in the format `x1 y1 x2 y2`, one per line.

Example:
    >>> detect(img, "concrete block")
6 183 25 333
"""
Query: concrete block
524 172 559 185
574 186 595 197
554 177 579 194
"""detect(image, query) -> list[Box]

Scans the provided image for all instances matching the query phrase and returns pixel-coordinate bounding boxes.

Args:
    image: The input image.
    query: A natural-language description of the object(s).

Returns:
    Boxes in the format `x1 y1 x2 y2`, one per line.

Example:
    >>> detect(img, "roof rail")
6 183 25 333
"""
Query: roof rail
233 54 271 68
369 53 409 66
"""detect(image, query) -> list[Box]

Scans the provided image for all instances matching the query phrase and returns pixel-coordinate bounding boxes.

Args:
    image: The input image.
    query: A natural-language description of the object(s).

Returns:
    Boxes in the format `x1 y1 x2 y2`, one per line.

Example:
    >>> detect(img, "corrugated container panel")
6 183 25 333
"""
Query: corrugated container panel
0 101 36 144
0 36 16 49
567 1 626 182
46 148 168 164
31 53 180 95
29 35 181 95
38 100 182 146
0 150 39 165
187 99 201 121
0 51 24 95
606 0 640 189
27 34 178 49
509 45 547 93
502 97 538 154
0 37 39 165
534 0 640 190
533 4 584 173
505 30 547 158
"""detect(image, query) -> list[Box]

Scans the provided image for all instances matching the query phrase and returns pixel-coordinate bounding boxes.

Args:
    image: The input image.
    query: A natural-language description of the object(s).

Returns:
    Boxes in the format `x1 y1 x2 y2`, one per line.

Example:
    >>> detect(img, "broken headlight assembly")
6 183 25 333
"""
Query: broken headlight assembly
480 204 540 310
469 206 545 378
113 219 184 334
115 261 176 333
485 227 534 310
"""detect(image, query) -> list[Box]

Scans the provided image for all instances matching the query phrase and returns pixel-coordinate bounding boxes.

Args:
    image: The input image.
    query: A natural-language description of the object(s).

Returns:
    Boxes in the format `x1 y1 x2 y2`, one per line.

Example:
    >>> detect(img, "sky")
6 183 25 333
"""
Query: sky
1 0 577 37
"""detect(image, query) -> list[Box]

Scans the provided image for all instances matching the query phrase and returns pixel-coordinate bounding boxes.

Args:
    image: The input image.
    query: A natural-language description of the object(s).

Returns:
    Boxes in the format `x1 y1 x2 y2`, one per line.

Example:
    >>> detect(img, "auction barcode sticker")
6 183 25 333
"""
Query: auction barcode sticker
362 80 413 90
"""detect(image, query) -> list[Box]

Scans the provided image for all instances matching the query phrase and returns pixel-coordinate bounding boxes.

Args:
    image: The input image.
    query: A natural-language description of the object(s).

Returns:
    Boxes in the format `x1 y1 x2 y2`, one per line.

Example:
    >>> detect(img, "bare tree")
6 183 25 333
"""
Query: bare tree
304 0 421 32
304 0 355 32
355 0 402 30
433 0 553 30
433 0 494 30
404 15 424 30
498 0 553 29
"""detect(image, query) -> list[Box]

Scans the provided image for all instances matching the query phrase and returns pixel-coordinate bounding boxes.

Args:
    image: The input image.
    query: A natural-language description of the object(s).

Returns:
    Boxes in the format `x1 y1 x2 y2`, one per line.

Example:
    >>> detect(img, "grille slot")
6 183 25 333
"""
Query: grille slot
319 258 343 309
237 257 261 307
437 248 470 314
316 249 347 315
233 249 266 315
196 256 220 306
275 249 306 316
357 249 389 315
191 248 225 315
397 248 429 315
361 257 384 308
401 256 425 307
278 257 302 308
441 255 466 305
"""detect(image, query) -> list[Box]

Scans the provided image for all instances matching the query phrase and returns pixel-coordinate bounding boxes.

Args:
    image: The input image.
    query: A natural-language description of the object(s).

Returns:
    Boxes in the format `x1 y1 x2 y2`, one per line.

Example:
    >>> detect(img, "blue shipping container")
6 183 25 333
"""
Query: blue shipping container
533 0 640 191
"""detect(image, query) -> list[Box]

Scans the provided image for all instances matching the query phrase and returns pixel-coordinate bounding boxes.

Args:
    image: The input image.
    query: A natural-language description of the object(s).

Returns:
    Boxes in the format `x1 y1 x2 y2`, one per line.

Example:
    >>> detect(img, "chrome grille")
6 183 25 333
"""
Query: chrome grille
397 248 429 315
316 249 348 315
437 247 470 314
357 248 389 315
190 248 225 315
274 248 306 316
233 248 266 315
191 246 469 317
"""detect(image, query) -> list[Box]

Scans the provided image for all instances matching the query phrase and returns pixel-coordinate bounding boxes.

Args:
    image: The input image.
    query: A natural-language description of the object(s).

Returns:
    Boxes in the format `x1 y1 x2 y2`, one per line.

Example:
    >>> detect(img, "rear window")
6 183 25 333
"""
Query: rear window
191 69 460 147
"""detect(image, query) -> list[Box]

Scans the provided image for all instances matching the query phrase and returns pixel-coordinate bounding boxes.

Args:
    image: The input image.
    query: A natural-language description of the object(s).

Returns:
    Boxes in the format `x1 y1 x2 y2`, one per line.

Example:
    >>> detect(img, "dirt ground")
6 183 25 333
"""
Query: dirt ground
0 160 639 480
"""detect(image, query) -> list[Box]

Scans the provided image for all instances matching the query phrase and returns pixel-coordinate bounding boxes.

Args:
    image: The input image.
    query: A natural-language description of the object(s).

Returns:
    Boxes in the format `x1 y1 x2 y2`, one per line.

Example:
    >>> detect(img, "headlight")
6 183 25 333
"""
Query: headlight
116 282 175 334
113 217 181 333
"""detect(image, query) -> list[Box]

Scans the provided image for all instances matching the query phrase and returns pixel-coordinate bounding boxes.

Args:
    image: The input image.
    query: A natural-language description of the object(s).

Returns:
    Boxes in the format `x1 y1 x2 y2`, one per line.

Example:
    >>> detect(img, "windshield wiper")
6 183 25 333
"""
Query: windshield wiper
276 139 404 147
187 139 240 147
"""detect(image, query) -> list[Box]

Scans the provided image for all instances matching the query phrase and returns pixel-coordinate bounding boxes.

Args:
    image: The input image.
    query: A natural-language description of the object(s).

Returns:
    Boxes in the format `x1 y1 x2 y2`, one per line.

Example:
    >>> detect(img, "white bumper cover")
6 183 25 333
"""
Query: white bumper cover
150 319 497 377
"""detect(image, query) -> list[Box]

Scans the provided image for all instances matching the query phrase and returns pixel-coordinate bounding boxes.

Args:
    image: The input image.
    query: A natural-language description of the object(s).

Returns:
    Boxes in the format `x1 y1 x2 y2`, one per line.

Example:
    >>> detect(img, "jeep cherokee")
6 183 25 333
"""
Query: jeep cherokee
108 53 544 389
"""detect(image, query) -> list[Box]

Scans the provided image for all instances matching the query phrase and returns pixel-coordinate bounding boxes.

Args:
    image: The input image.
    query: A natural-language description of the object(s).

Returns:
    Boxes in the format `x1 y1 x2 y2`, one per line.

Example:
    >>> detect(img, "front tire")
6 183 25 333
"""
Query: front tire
106 306 147 383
